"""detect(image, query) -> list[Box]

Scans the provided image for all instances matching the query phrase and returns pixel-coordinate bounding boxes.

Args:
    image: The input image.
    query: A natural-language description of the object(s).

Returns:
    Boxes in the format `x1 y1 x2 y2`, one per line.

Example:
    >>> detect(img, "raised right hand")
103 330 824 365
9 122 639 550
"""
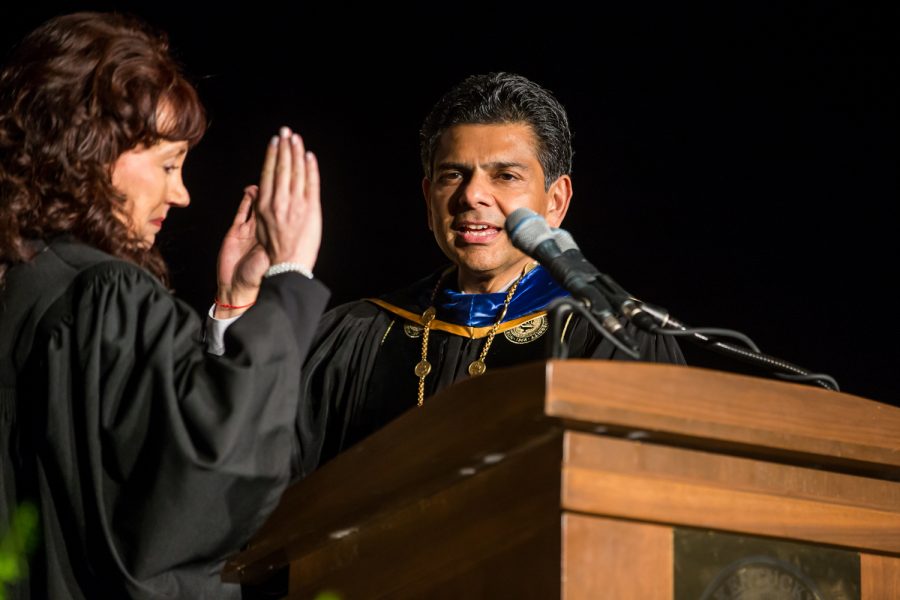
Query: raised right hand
254 126 322 271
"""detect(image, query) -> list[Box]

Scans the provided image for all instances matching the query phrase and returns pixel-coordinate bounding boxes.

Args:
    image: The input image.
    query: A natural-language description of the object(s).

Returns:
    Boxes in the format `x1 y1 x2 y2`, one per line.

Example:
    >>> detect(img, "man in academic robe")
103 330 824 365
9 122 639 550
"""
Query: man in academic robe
289 72 683 477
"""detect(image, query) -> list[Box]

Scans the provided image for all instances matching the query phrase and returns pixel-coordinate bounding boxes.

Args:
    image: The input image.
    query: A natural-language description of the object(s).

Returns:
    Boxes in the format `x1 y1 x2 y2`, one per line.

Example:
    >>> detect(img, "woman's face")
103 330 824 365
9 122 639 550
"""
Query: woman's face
111 139 190 246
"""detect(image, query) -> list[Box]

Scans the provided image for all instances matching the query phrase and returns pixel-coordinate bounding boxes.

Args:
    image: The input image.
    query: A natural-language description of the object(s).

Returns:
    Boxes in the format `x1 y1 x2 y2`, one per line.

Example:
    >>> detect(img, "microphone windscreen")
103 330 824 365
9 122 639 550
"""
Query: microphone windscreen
505 208 553 253
505 207 539 237
552 228 579 253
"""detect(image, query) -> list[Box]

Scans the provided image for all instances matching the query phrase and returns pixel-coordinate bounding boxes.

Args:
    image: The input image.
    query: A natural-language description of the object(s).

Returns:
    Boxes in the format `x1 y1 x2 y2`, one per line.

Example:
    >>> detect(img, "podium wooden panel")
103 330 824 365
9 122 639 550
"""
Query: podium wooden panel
223 361 900 598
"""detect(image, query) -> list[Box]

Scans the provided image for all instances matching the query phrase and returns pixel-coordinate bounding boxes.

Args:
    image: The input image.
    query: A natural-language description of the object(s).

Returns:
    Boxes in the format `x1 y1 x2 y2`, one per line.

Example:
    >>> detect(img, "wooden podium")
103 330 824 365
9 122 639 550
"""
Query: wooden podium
224 362 900 599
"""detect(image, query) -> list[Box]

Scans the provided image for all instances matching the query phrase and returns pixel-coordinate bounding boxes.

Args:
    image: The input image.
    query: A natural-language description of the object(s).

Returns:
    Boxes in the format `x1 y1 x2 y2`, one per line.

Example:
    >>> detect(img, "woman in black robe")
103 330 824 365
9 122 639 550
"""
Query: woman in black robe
0 13 327 599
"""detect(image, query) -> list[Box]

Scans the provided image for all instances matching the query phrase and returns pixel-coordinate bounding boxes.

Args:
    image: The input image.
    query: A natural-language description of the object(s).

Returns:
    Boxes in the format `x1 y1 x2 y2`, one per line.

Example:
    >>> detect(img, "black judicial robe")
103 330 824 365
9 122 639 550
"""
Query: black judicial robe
295 266 683 477
0 238 329 599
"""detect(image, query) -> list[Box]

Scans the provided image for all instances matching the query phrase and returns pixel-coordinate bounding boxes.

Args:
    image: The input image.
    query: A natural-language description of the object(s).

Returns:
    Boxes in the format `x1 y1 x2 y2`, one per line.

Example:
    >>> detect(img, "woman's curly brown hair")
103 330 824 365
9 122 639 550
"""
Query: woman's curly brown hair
0 12 206 285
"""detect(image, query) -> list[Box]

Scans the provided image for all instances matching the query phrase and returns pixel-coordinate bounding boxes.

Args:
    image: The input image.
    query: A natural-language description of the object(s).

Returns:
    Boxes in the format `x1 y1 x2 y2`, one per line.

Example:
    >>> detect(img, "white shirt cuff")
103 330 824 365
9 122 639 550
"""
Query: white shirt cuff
206 304 241 356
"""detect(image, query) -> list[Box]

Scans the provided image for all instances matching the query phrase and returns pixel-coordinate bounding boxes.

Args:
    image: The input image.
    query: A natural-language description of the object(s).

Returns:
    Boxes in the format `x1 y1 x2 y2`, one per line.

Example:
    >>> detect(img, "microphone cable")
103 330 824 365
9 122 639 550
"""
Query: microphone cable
627 302 840 391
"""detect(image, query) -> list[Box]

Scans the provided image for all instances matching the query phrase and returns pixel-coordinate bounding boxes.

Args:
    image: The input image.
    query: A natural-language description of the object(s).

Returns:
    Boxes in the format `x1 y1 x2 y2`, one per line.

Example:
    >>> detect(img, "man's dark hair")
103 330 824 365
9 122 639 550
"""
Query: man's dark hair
419 72 573 189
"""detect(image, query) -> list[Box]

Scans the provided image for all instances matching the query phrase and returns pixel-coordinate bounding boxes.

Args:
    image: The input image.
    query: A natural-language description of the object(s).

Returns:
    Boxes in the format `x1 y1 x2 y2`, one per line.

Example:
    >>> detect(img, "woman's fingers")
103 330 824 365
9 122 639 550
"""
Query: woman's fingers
305 152 319 203
272 127 293 214
254 126 322 268
257 135 278 212
289 133 307 200
303 151 321 231
298 150 322 271
232 185 258 227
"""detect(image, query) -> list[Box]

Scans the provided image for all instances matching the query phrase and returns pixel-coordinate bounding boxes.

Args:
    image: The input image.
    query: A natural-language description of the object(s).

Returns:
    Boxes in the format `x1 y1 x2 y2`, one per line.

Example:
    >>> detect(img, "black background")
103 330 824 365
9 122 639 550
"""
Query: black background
5 4 897 405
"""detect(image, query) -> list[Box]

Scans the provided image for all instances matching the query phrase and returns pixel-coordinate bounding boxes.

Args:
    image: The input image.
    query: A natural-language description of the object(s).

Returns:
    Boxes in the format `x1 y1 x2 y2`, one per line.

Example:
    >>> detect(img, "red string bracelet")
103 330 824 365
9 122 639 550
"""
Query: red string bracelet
214 298 255 310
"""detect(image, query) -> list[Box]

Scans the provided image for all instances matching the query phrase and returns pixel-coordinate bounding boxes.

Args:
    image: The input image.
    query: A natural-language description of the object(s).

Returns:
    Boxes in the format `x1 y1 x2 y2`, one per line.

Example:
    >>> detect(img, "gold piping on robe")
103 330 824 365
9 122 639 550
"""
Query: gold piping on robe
368 298 549 340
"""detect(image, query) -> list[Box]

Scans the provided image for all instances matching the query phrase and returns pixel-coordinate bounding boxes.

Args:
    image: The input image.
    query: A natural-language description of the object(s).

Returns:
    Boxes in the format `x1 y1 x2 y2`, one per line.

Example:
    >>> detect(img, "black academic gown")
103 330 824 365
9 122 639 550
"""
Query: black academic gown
294 267 683 477
0 238 329 599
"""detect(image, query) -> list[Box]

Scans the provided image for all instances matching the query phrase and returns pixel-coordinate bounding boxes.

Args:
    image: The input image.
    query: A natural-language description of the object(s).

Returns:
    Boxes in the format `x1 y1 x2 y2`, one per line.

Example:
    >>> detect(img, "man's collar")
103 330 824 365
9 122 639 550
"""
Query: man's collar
370 265 570 334
434 265 567 327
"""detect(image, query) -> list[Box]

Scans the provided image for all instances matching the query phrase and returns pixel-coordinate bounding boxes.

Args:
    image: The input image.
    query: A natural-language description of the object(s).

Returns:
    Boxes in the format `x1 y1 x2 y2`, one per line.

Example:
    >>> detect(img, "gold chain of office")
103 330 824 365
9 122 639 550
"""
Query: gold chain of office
414 264 530 407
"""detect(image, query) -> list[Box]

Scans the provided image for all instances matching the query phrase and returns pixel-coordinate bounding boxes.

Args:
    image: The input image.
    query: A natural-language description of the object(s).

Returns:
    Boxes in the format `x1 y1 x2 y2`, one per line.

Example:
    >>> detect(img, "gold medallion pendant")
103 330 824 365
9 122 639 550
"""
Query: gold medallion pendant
467 360 487 376
414 359 432 377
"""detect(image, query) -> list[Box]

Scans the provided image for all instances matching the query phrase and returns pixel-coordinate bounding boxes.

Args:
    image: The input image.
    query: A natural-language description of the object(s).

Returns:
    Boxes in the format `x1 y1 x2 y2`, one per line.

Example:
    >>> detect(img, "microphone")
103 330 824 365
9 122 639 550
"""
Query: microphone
551 226 664 333
505 208 639 355
551 227 640 318
505 209 604 307
551 227 602 280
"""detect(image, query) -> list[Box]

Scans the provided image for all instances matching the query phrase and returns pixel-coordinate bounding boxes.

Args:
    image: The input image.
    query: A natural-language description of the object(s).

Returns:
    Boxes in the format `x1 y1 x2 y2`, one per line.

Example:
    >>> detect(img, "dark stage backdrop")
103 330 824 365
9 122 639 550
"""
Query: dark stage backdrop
5 4 897 404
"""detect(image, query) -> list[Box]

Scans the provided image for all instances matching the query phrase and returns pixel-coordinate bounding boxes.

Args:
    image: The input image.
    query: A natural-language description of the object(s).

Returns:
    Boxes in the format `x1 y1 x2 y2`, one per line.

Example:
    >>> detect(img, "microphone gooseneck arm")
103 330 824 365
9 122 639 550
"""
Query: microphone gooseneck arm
508 208 840 392
506 209 640 358
547 296 641 359
625 302 840 391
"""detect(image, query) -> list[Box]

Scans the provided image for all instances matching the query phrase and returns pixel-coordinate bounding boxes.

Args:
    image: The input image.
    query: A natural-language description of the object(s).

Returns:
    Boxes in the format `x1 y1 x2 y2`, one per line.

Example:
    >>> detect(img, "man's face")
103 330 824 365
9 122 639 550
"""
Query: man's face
423 122 571 292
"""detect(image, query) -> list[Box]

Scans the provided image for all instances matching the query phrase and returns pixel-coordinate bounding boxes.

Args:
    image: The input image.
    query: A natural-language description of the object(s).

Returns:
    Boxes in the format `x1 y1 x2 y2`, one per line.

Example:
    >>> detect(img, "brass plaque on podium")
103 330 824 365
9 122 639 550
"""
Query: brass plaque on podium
674 529 859 600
